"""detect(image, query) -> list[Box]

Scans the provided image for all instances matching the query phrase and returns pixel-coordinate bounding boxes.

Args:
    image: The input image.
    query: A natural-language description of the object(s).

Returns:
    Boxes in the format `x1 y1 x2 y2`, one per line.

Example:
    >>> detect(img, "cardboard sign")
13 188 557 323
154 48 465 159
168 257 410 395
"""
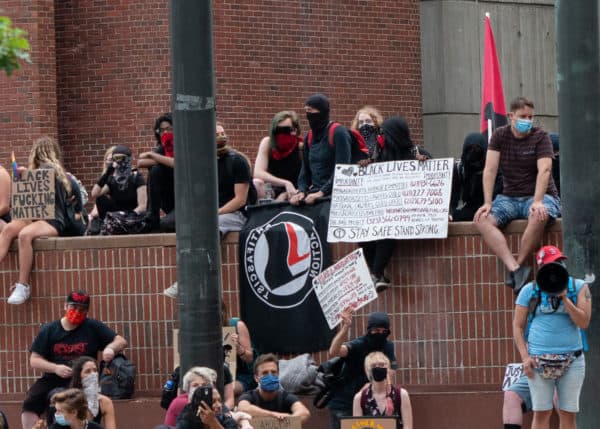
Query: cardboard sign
340 417 398 429
313 248 378 329
251 416 302 429
222 326 237 380
328 159 453 242
11 169 55 220
502 362 524 391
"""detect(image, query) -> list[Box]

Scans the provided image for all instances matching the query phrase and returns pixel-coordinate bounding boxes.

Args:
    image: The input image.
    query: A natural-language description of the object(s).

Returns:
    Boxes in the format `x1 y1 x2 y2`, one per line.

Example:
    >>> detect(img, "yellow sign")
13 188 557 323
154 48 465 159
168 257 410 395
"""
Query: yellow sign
340 417 398 429
251 416 301 429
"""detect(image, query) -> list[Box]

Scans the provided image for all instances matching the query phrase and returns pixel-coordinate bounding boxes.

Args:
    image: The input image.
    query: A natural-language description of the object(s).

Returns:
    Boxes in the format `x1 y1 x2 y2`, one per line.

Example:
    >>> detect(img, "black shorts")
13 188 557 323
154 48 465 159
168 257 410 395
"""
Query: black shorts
43 220 64 236
22 375 70 416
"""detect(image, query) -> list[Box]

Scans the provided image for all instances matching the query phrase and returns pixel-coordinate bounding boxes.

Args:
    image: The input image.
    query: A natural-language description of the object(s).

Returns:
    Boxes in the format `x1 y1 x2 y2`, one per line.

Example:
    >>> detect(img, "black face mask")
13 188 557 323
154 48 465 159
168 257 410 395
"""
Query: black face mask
371 367 388 382
367 332 389 349
306 111 329 132
359 124 378 155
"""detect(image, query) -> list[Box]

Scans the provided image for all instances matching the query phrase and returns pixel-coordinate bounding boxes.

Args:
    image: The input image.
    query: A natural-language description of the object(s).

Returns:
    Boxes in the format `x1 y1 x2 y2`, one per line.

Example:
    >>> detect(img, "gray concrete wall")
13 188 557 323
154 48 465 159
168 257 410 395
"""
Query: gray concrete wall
421 0 558 158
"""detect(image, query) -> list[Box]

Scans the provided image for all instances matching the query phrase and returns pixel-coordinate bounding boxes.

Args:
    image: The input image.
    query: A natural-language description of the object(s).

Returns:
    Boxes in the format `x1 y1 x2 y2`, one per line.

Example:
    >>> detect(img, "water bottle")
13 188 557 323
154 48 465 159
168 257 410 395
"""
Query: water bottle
265 183 274 200
164 379 175 391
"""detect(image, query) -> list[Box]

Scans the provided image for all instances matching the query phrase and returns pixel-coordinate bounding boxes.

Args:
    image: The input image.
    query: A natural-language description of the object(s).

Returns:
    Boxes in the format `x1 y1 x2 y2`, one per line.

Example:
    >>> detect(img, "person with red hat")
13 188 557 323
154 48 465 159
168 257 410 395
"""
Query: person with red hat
512 245 591 429
20 290 128 429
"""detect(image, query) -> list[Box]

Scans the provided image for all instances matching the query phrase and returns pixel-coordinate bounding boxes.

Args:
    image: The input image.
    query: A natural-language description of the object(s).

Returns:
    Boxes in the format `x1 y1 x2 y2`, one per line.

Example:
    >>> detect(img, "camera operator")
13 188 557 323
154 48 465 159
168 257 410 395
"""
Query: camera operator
327 308 396 429
513 245 591 429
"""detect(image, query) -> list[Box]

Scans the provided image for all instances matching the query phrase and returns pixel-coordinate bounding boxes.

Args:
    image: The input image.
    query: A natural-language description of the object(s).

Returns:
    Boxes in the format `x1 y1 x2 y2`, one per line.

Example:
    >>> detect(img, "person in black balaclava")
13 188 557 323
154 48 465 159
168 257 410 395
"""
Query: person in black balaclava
91 144 147 225
290 93 352 206
326 308 396 429
449 132 493 222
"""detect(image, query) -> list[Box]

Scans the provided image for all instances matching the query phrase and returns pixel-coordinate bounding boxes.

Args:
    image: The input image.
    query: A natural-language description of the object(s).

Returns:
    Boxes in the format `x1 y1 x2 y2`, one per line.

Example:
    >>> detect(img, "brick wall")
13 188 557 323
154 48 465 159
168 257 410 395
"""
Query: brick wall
0 221 562 395
3 1 422 194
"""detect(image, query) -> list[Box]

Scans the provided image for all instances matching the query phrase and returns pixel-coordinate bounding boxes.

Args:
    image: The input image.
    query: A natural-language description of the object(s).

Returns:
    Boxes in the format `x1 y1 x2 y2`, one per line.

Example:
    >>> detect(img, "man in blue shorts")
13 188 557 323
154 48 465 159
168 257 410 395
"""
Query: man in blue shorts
474 97 560 293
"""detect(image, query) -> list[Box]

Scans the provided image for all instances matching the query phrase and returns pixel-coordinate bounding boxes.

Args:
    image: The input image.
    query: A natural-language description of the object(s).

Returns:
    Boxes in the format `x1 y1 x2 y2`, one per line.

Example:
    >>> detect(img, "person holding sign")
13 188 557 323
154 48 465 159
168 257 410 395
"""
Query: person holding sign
513 245 591 429
237 353 310 424
1 137 73 305
474 97 561 294
0 164 10 231
352 352 412 428
327 309 396 429
253 111 303 202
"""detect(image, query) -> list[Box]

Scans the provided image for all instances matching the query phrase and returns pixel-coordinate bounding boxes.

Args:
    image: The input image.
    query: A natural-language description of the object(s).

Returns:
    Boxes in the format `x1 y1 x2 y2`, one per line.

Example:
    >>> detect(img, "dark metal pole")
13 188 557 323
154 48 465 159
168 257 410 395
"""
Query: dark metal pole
556 1 600 425
170 0 223 392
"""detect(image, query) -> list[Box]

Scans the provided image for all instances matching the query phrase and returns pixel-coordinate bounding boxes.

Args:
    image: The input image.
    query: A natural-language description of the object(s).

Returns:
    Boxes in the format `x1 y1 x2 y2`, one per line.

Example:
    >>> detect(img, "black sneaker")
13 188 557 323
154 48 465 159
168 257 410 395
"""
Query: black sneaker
375 276 391 293
512 266 532 295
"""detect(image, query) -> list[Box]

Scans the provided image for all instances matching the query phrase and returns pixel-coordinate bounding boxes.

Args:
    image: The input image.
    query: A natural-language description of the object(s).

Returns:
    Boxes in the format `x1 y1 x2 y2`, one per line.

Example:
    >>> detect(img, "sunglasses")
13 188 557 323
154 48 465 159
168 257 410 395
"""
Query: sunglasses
112 154 128 162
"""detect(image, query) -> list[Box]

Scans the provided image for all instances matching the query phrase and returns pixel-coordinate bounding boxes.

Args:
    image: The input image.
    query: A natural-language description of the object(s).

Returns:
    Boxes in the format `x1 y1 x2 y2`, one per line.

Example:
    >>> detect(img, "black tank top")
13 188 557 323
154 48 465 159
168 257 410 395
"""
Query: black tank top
268 147 301 187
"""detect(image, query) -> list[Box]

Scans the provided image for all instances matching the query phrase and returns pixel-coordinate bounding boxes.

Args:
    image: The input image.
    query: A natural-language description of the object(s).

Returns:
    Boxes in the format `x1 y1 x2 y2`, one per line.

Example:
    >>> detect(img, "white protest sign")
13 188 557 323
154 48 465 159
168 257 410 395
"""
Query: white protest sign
313 248 378 329
502 363 524 391
327 158 453 242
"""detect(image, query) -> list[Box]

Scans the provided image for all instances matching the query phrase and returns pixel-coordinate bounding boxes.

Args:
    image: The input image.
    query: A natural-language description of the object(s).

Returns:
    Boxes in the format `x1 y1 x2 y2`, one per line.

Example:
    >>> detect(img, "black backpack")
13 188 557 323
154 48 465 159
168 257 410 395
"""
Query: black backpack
160 366 181 410
100 211 148 235
99 354 136 399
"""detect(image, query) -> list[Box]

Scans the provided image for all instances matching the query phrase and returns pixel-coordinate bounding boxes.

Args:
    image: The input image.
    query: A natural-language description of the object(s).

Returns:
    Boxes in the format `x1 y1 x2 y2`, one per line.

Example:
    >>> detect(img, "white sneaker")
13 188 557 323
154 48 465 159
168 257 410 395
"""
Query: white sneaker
163 281 178 298
7 283 31 305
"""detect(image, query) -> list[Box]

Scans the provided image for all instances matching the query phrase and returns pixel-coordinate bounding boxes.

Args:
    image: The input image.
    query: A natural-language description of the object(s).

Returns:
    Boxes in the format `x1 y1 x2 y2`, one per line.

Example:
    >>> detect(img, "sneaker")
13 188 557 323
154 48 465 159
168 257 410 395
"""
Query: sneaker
511 266 532 295
375 276 391 293
163 281 178 298
7 283 31 305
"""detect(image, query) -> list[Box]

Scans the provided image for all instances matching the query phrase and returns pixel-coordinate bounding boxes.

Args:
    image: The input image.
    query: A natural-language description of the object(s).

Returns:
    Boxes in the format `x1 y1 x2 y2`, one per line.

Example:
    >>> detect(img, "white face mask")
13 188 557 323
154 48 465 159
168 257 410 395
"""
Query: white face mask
82 373 100 416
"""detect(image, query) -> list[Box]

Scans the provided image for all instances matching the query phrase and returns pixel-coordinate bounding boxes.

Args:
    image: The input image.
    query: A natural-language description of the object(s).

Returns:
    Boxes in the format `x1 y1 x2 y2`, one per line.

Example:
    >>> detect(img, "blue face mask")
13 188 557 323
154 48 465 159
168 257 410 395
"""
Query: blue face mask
54 414 71 426
259 374 280 392
514 118 533 134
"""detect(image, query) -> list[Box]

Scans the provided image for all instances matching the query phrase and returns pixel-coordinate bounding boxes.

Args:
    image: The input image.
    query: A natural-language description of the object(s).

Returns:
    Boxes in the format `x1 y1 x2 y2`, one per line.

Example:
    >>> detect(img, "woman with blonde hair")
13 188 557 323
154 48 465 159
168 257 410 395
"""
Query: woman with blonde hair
33 388 104 429
350 106 384 161
352 351 413 428
0 136 73 305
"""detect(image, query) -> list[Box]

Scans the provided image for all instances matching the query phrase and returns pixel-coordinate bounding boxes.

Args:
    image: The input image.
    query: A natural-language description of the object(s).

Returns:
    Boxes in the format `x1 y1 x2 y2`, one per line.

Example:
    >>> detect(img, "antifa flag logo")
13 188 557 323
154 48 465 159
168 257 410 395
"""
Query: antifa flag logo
244 212 323 309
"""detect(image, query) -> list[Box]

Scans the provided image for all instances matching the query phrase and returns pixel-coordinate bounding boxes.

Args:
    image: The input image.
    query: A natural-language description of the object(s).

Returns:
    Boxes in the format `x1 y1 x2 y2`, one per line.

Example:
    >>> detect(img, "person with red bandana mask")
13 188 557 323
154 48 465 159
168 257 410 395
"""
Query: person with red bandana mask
253 111 303 202
20 290 128 429
138 112 175 232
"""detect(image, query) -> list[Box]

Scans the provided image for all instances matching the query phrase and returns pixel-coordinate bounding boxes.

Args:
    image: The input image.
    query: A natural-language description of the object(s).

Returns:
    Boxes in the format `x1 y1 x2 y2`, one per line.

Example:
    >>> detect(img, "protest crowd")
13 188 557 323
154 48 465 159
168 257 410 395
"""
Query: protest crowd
0 92 588 429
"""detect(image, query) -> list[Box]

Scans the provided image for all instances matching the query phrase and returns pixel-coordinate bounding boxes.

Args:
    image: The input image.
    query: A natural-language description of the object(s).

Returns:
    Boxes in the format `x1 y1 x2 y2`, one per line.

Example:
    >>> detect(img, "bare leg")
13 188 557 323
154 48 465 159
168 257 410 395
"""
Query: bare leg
532 410 552 429
475 216 519 271
17 221 58 285
558 410 577 429
0 220 27 263
21 411 39 429
516 216 548 266
503 390 525 426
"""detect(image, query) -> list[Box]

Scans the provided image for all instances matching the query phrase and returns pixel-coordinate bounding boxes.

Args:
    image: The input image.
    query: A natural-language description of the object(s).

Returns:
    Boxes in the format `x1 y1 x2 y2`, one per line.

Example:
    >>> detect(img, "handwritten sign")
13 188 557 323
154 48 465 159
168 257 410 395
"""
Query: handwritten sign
327 159 453 242
340 417 398 429
11 169 55 220
251 416 301 429
502 363 524 391
222 326 237 379
313 248 378 329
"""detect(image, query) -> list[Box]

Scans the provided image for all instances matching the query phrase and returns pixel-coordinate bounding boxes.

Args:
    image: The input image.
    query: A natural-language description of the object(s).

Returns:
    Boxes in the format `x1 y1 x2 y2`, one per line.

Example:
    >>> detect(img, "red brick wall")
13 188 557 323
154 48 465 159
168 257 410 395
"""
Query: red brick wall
0 0 57 165
4 1 422 193
0 222 562 394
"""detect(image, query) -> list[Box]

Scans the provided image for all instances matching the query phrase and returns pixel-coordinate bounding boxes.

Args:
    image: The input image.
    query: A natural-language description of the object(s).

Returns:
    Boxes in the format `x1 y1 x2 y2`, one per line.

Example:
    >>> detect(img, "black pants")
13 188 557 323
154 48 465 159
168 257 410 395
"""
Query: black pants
95 195 118 219
147 164 175 225
360 239 396 277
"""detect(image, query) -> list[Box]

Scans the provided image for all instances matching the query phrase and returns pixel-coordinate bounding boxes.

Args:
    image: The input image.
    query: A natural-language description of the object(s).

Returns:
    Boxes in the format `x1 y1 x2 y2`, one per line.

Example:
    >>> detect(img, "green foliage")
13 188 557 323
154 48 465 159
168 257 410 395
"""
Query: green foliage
0 16 31 76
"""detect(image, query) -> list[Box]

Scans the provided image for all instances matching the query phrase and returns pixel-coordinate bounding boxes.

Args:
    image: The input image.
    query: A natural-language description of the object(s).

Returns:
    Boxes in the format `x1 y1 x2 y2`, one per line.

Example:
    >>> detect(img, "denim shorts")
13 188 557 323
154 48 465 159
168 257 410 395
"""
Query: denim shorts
528 353 585 412
491 194 561 228
508 374 532 412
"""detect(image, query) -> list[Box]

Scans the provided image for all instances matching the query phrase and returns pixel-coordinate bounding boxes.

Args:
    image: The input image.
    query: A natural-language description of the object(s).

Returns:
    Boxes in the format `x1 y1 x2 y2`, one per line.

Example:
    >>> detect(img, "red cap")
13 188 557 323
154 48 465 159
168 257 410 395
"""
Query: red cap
536 245 567 266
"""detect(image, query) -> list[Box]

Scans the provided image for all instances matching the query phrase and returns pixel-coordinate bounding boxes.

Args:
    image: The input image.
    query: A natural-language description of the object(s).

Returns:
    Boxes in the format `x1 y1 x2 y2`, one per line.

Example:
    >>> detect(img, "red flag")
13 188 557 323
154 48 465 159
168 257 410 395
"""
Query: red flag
480 14 507 137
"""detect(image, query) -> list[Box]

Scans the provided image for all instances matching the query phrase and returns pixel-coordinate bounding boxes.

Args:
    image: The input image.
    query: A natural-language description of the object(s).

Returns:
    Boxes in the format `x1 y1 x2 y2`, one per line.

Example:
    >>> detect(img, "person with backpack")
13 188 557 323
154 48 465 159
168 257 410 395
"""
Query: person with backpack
513 245 591 429
253 110 303 202
20 290 128 429
290 93 354 206
90 144 147 235
352 351 412 428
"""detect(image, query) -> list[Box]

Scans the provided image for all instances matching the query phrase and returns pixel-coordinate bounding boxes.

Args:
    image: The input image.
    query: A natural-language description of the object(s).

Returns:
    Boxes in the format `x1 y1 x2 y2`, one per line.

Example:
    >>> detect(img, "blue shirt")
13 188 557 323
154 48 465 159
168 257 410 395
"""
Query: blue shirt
516 279 584 355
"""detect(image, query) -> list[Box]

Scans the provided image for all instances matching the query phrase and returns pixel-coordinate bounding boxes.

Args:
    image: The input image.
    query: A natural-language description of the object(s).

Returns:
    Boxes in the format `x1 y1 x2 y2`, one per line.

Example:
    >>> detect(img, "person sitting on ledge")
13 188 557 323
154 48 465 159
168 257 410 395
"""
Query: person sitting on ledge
474 96 560 294
0 164 10 232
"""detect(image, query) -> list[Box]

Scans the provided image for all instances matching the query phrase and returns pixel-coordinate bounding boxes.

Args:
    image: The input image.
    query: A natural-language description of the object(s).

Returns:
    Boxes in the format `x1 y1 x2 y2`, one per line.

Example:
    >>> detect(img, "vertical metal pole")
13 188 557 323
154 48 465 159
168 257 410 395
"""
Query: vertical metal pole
556 1 600 425
170 0 223 392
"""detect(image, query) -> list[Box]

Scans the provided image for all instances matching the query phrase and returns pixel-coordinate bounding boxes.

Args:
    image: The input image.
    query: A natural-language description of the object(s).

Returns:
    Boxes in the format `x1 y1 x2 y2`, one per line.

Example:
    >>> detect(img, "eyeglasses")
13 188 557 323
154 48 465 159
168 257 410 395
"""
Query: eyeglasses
112 154 128 162
157 126 173 134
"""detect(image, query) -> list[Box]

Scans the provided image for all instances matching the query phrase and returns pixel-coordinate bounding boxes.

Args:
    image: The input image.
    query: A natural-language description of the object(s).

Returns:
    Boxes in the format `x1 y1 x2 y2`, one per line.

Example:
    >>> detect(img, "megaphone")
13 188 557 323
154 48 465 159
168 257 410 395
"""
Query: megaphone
536 262 569 295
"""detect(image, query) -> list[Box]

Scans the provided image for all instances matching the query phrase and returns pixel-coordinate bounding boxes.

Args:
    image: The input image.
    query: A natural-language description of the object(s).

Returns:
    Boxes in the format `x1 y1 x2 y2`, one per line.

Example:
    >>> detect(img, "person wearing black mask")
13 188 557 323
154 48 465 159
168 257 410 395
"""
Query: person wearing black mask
449 132 500 222
327 308 396 429
351 106 384 163
290 93 352 206
352 352 413 428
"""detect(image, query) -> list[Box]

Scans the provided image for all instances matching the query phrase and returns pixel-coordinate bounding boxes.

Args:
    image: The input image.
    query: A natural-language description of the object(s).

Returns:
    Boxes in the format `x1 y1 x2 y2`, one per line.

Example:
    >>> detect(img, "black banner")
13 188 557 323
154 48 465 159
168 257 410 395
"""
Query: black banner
239 199 334 354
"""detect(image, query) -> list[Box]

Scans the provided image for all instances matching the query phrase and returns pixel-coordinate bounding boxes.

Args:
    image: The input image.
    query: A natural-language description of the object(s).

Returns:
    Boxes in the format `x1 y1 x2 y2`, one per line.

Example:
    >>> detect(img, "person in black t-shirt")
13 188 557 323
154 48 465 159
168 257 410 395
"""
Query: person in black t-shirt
238 353 310 423
21 290 128 429
138 112 175 232
0 165 10 232
91 145 146 223
253 111 303 202
216 122 252 236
